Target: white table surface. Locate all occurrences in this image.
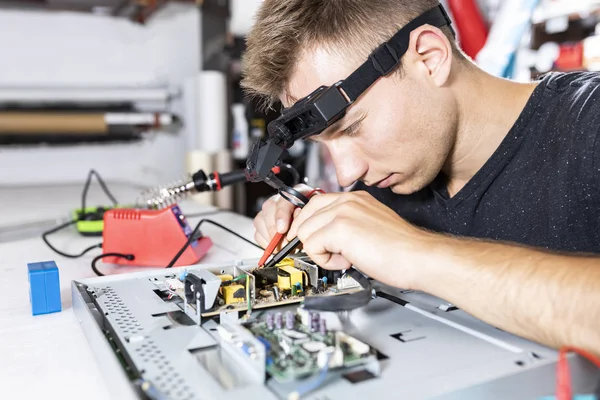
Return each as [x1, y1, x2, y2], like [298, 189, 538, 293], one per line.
[0, 183, 262, 399]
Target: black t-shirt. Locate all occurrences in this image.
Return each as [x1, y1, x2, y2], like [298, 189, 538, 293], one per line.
[355, 71, 600, 254]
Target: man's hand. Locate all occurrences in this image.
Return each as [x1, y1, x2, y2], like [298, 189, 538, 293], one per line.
[287, 191, 431, 289]
[253, 184, 312, 249]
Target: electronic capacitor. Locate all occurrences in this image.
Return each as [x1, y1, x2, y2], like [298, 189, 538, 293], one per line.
[310, 312, 320, 332]
[275, 312, 283, 330]
[266, 313, 274, 331]
[285, 311, 295, 330]
[319, 318, 327, 335]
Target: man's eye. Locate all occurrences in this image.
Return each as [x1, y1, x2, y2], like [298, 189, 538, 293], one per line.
[343, 122, 361, 136]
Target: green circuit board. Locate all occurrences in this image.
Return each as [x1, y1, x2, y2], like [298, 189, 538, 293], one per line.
[243, 310, 374, 382]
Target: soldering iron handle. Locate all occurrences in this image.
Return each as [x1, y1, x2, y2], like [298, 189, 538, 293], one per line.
[214, 170, 247, 189]
[211, 166, 288, 191]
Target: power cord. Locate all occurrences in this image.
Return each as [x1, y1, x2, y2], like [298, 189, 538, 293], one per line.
[42, 169, 118, 258]
[42, 219, 102, 258]
[91, 253, 135, 277]
[166, 219, 264, 268]
[80, 169, 119, 219]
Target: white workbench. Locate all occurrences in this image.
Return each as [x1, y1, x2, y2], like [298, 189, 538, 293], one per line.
[0, 184, 262, 399]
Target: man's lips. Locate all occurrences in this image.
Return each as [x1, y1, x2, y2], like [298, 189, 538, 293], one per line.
[369, 174, 393, 189]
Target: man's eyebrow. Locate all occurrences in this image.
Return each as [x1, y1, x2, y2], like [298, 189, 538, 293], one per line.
[322, 118, 346, 136]
[305, 116, 351, 142]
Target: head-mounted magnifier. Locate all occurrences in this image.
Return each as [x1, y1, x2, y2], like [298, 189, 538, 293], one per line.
[246, 4, 454, 190]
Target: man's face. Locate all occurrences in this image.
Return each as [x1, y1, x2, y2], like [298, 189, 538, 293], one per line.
[282, 46, 458, 195]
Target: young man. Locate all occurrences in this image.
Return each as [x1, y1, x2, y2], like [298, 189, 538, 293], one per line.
[241, 0, 600, 355]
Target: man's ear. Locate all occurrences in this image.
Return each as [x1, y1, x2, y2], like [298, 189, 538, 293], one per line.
[407, 25, 452, 87]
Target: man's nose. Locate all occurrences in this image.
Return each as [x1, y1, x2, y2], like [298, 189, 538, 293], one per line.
[326, 140, 366, 188]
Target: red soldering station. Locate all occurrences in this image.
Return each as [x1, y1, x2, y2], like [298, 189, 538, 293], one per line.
[97, 166, 288, 268]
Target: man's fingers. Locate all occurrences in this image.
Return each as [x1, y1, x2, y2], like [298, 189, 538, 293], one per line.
[254, 231, 269, 248]
[295, 207, 338, 246]
[273, 183, 315, 234]
[253, 212, 270, 248]
[274, 200, 297, 234]
[253, 210, 267, 236]
[302, 224, 351, 270]
[261, 197, 281, 238]
[287, 193, 342, 240]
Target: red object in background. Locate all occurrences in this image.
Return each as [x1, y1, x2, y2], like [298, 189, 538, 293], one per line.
[555, 41, 584, 71]
[102, 205, 212, 267]
[448, 0, 489, 59]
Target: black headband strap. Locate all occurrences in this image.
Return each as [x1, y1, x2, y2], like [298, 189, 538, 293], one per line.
[340, 4, 454, 102]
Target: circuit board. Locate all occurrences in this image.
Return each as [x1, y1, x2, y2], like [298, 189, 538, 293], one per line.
[165, 256, 364, 317]
[242, 309, 376, 382]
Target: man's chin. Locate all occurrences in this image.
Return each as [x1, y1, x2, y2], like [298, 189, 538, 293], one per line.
[389, 181, 423, 195]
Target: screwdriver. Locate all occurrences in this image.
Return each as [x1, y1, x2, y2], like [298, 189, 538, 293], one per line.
[257, 188, 325, 268]
[257, 232, 284, 266]
[263, 237, 302, 269]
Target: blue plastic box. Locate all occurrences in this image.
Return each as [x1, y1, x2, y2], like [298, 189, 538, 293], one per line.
[27, 261, 62, 316]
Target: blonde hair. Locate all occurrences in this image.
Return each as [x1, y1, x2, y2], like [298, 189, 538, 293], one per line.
[241, 0, 465, 110]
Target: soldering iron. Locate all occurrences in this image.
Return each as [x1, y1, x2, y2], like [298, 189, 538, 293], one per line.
[145, 164, 299, 209]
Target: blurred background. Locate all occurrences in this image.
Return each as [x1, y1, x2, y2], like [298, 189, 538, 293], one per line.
[0, 0, 598, 218]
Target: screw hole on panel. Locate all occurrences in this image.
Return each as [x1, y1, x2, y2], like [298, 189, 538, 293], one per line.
[530, 352, 542, 359]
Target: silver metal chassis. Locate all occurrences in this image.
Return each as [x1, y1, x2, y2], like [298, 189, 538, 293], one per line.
[72, 258, 598, 400]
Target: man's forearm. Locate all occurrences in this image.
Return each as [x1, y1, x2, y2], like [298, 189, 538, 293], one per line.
[412, 235, 600, 354]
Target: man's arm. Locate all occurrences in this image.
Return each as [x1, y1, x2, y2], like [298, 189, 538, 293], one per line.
[416, 235, 600, 355]
[287, 191, 600, 355]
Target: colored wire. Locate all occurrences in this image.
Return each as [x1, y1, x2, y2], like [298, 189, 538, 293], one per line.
[166, 219, 263, 269]
[91, 253, 134, 277]
[42, 219, 102, 258]
[557, 346, 600, 400]
[163, 280, 178, 299]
